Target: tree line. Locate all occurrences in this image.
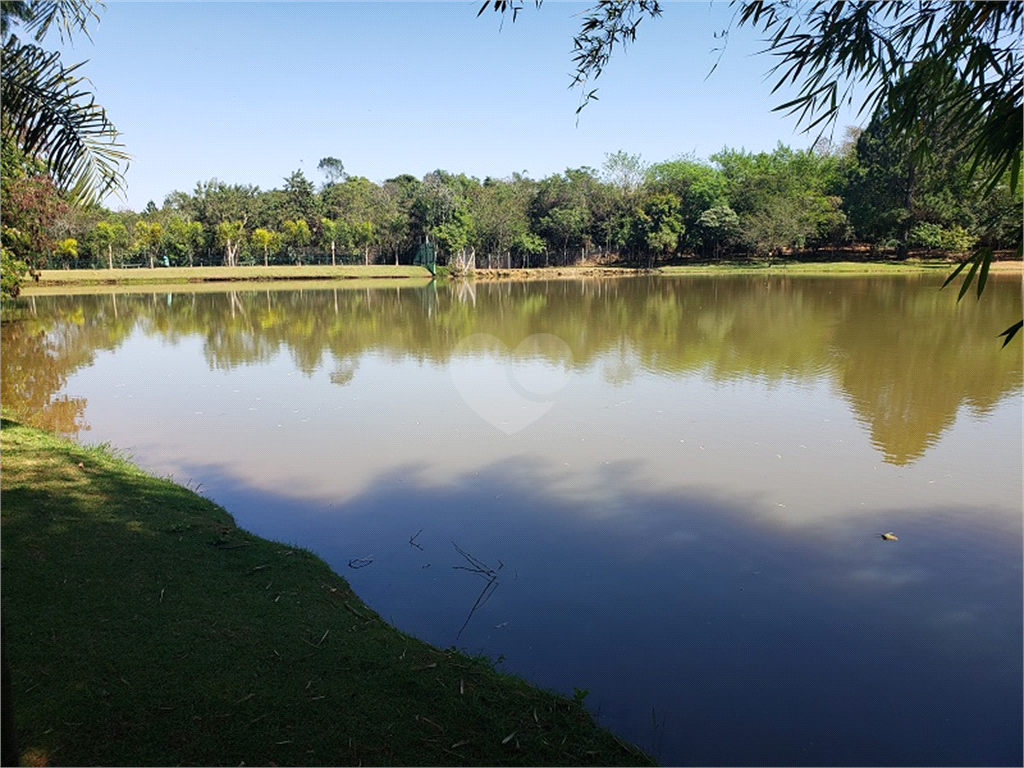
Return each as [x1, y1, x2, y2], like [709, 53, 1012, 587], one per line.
[2, 1, 1020, 301]
[5, 118, 1021, 282]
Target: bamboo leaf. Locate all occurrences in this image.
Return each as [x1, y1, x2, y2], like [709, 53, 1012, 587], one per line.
[998, 320, 1023, 348]
[940, 258, 971, 291]
[956, 257, 981, 302]
[975, 248, 993, 298]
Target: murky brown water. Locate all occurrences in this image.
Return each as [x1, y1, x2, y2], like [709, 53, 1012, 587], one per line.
[3, 274, 1021, 766]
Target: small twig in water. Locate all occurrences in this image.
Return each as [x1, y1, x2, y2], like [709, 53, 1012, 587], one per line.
[455, 575, 499, 641]
[450, 541, 504, 641]
[452, 541, 495, 576]
[409, 528, 424, 550]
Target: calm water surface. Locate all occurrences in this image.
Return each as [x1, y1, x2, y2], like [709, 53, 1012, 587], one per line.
[3, 275, 1021, 766]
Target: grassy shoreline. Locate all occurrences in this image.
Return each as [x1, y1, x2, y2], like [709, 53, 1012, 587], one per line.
[22, 259, 1022, 293]
[27, 264, 433, 288]
[0, 419, 652, 766]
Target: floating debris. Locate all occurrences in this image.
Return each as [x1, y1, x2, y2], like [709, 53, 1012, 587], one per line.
[880, 532, 898, 541]
[409, 528, 424, 550]
[348, 555, 374, 569]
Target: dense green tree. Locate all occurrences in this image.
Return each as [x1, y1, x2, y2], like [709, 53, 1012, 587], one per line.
[322, 175, 377, 223]
[646, 156, 727, 249]
[317, 156, 346, 186]
[433, 206, 477, 273]
[713, 144, 848, 254]
[845, 105, 1022, 257]
[320, 217, 341, 266]
[133, 220, 163, 269]
[631, 192, 683, 267]
[602, 150, 647, 201]
[178, 180, 261, 256]
[163, 215, 204, 267]
[88, 219, 129, 269]
[0, 246, 27, 298]
[908, 222, 977, 257]
[532, 168, 597, 264]
[540, 205, 589, 265]
[52, 236, 78, 268]
[281, 169, 319, 225]
[411, 170, 470, 236]
[513, 230, 545, 269]
[695, 205, 741, 259]
[282, 218, 311, 265]
[348, 220, 375, 266]
[740, 196, 813, 261]
[471, 177, 533, 268]
[215, 220, 245, 267]
[373, 185, 411, 266]
[251, 227, 280, 268]
[1, 155, 68, 281]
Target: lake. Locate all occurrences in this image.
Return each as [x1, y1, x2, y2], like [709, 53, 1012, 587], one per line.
[3, 274, 1021, 766]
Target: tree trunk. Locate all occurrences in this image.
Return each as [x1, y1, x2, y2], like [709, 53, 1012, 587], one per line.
[898, 162, 916, 259]
[331, 242, 336, 267]
[107, 243, 113, 270]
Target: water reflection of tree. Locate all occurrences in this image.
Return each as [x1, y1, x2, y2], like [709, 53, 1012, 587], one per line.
[3, 276, 1020, 462]
[830, 278, 1023, 464]
[0, 301, 134, 434]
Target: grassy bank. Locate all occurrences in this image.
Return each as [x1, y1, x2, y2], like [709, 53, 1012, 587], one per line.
[0, 419, 652, 767]
[20, 277, 434, 297]
[26, 264, 432, 288]
[658, 258, 1023, 276]
[453, 259, 1022, 281]
[22, 260, 1021, 293]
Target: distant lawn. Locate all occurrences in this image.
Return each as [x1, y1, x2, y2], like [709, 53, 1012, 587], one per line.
[656, 258, 1024, 276]
[23, 260, 1020, 293]
[0, 419, 651, 767]
[28, 264, 432, 287]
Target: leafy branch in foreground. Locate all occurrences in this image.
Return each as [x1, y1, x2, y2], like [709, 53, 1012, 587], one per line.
[479, 0, 1022, 344]
[1, 41, 128, 203]
[735, 1, 1021, 199]
[479, 0, 663, 113]
[1, 0, 128, 204]
[734, 1, 1022, 345]
[942, 247, 1023, 347]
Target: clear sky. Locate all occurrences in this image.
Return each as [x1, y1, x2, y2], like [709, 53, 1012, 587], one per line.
[55, 1, 865, 211]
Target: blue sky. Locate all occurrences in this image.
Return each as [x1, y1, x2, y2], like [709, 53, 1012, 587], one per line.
[56, 1, 865, 211]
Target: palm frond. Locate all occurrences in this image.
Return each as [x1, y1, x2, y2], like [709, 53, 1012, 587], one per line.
[2, 0, 100, 43]
[1, 38, 128, 204]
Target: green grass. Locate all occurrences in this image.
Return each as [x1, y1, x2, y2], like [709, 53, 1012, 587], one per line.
[26, 260, 1020, 292]
[656, 258, 1023, 276]
[28, 264, 432, 287]
[0, 419, 652, 767]
[656, 259, 950, 275]
[21, 277, 435, 297]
